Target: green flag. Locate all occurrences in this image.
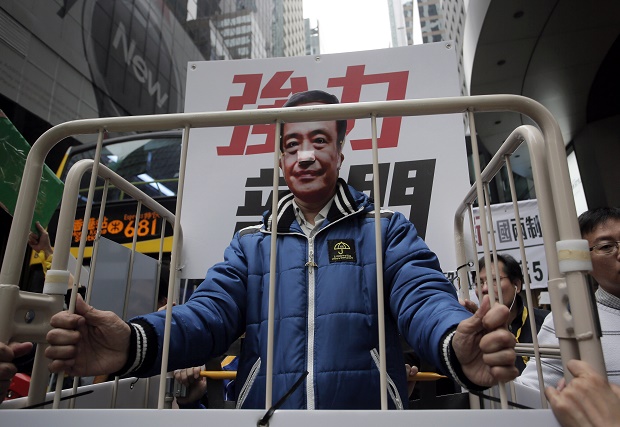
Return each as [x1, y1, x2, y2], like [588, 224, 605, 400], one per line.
[0, 110, 64, 232]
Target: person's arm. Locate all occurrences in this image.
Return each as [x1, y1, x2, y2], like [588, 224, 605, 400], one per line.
[545, 359, 620, 427]
[122, 236, 249, 378]
[45, 295, 130, 376]
[0, 341, 33, 403]
[47, 236, 248, 379]
[384, 214, 516, 388]
[385, 214, 471, 371]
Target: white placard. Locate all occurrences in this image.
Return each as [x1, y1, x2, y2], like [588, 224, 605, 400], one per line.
[471, 200, 548, 289]
[181, 43, 469, 279]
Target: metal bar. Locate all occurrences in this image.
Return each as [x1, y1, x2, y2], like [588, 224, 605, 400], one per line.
[466, 111, 508, 409]
[123, 201, 143, 320]
[85, 178, 111, 305]
[0, 94, 564, 288]
[68, 178, 111, 409]
[370, 114, 388, 410]
[51, 129, 106, 409]
[265, 119, 282, 409]
[483, 183, 504, 304]
[504, 156, 547, 408]
[157, 125, 191, 409]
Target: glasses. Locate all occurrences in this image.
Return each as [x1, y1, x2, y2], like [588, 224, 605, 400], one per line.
[589, 241, 620, 256]
[479, 276, 508, 287]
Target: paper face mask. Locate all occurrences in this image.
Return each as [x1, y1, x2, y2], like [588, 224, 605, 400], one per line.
[297, 150, 315, 164]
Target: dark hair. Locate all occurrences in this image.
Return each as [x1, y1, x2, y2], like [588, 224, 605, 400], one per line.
[279, 90, 347, 151]
[578, 207, 620, 236]
[477, 253, 523, 286]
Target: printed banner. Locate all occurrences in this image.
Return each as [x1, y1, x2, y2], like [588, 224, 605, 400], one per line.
[181, 43, 469, 279]
[471, 200, 547, 290]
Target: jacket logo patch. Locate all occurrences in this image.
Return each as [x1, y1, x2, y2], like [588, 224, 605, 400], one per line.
[328, 239, 357, 263]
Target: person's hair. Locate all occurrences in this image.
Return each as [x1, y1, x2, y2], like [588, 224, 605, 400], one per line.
[279, 90, 347, 152]
[578, 207, 620, 237]
[477, 253, 523, 286]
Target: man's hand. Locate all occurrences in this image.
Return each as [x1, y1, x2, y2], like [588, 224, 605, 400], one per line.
[459, 298, 479, 315]
[405, 363, 418, 398]
[28, 221, 53, 257]
[452, 295, 518, 387]
[0, 341, 33, 402]
[545, 359, 620, 427]
[45, 295, 131, 377]
[174, 366, 207, 406]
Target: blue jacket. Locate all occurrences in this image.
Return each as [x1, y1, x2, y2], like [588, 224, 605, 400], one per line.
[131, 179, 472, 409]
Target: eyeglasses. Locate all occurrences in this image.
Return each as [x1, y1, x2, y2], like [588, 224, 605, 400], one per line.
[479, 276, 508, 286]
[589, 241, 620, 256]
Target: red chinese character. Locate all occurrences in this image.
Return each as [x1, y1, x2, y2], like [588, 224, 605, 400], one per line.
[328, 65, 408, 150]
[218, 72, 308, 156]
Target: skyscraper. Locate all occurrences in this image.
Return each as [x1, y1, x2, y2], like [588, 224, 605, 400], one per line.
[273, 0, 306, 57]
[388, 0, 408, 47]
[305, 18, 321, 55]
[417, 0, 444, 43]
[400, 0, 466, 95]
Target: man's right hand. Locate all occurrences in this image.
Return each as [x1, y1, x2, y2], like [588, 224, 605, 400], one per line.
[545, 359, 620, 427]
[45, 295, 131, 377]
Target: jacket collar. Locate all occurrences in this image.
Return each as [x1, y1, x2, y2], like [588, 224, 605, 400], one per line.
[264, 178, 368, 232]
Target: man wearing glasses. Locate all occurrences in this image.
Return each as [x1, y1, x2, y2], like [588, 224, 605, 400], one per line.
[474, 254, 549, 373]
[517, 206, 620, 389]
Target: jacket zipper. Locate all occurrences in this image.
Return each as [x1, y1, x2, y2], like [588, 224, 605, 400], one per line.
[305, 235, 316, 409]
[258, 204, 366, 409]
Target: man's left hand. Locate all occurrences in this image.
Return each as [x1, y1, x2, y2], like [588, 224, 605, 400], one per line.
[452, 295, 518, 387]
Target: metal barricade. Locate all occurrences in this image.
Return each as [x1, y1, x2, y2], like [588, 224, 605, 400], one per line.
[0, 95, 601, 426]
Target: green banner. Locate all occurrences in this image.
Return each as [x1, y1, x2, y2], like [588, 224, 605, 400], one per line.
[0, 110, 64, 232]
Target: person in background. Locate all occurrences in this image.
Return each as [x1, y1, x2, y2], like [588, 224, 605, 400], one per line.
[518, 207, 620, 389]
[28, 221, 54, 274]
[468, 253, 549, 373]
[28, 221, 85, 306]
[44, 90, 517, 410]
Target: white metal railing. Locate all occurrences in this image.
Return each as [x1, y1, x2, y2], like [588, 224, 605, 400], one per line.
[0, 95, 603, 425]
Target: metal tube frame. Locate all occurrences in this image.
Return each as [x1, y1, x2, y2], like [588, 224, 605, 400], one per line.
[0, 94, 605, 412]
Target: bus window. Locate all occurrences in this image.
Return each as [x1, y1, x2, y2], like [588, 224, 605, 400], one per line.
[60, 132, 182, 203]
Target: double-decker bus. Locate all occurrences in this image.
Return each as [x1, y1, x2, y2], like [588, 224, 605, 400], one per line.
[25, 131, 182, 293]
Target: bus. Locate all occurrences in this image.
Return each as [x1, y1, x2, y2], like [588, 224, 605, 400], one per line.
[25, 131, 182, 293]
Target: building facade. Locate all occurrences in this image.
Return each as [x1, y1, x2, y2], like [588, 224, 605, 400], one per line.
[0, 0, 305, 265]
[304, 18, 320, 56]
[273, 0, 305, 58]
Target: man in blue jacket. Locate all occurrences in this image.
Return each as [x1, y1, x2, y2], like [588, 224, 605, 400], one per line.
[45, 90, 518, 409]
